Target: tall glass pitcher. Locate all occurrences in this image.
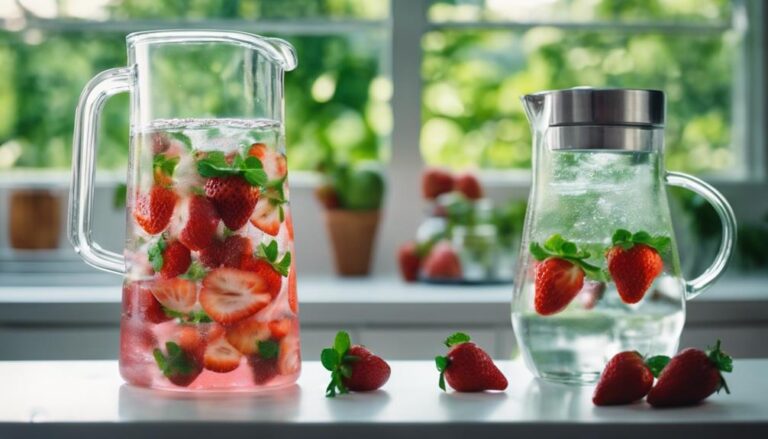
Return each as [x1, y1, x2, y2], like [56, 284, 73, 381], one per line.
[69, 31, 300, 391]
[512, 88, 736, 384]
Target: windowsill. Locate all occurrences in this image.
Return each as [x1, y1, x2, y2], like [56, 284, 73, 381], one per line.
[1, 274, 766, 326]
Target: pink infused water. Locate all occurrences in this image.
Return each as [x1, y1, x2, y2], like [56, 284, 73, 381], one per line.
[120, 118, 300, 391]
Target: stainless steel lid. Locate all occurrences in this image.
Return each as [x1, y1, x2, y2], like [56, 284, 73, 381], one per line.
[522, 87, 665, 151]
[527, 87, 665, 127]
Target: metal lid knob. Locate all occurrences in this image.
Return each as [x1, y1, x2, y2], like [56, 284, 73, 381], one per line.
[524, 87, 665, 128]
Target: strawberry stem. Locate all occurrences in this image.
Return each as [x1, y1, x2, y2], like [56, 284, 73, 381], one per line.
[610, 229, 671, 254]
[707, 339, 733, 394]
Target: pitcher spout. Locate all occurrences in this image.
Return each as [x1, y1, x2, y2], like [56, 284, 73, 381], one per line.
[521, 93, 547, 128]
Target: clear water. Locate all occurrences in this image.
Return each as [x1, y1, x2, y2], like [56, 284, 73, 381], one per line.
[121, 118, 300, 391]
[512, 150, 686, 384]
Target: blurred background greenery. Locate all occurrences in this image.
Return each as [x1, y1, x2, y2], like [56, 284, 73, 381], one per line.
[0, 0, 741, 177]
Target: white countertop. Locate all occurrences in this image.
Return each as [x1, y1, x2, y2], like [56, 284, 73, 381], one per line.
[0, 360, 766, 438]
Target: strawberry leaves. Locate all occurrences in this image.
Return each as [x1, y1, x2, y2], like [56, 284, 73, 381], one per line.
[435, 332, 470, 391]
[706, 339, 733, 394]
[321, 331, 359, 398]
[257, 240, 292, 277]
[197, 151, 267, 187]
[612, 229, 671, 253]
[530, 234, 606, 281]
[153, 341, 197, 377]
[646, 355, 671, 378]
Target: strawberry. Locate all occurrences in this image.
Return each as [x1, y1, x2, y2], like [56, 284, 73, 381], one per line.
[435, 332, 507, 392]
[453, 173, 483, 200]
[204, 176, 259, 230]
[178, 195, 219, 251]
[203, 325, 243, 373]
[240, 259, 284, 299]
[241, 239, 291, 298]
[647, 340, 733, 408]
[133, 185, 178, 235]
[248, 142, 287, 180]
[268, 319, 293, 339]
[322, 331, 390, 397]
[278, 334, 301, 376]
[250, 195, 282, 236]
[421, 241, 461, 280]
[199, 240, 224, 268]
[146, 278, 197, 314]
[606, 229, 669, 304]
[398, 242, 421, 282]
[225, 319, 273, 355]
[287, 267, 298, 313]
[315, 184, 340, 209]
[199, 268, 271, 324]
[153, 340, 203, 386]
[592, 351, 654, 406]
[148, 239, 191, 279]
[220, 235, 253, 269]
[122, 281, 170, 324]
[151, 132, 171, 155]
[529, 234, 603, 316]
[249, 355, 279, 384]
[422, 167, 454, 200]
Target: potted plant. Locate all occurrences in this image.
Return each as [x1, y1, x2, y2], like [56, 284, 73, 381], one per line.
[315, 161, 385, 276]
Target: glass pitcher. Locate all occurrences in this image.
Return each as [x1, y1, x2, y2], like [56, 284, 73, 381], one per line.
[69, 30, 300, 391]
[512, 88, 736, 384]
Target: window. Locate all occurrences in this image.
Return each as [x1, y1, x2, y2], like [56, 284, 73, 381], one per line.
[0, 0, 391, 172]
[421, 0, 761, 178]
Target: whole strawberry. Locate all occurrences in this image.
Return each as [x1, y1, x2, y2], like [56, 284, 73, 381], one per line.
[133, 185, 178, 235]
[453, 173, 483, 200]
[321, 331, 390, 397]
[205, 176, 259, 230]
[148, 238, 191, 279]
[178, 195, 219, 251]
[421, 241, 461, 280]
[530, 234, 603, 316]
[606, 229, 670, 304]
[422, 167, 454, 200]
[397, 241, 421, 282]
[435, 332, 507, 392]
[647, 340, 733, 408]
[593, 351, 655, 406]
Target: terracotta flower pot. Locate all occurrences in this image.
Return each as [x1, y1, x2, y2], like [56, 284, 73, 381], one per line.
[324, 209, 380, 276]
[8, 189, 61, 250]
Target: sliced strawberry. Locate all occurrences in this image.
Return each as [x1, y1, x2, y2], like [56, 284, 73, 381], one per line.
[250, 196, 281, 236]
[240, 256, 282, 298]
[199, 268, 270, 324]
[122, 281, 171, 324]
[204, 329, 243, 373]
[204, 176, 259, 230]
[220, 235, 253, 269]
[248, 142, 287, 181]
[178, 195, 220, 251]
[225, 319, 273, 355]
[133, 185, 178, 235]
[278, 334, 301, 376]
[147, 278, 197, 314]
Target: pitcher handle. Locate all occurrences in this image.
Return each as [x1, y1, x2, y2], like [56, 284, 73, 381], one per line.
[665, 171, 737, 300]
[68, 67, 134, 275]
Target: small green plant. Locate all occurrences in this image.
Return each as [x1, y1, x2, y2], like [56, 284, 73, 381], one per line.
[315, 161, 385, 211]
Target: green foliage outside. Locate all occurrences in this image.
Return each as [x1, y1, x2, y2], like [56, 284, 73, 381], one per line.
[422, 0, 737, 175]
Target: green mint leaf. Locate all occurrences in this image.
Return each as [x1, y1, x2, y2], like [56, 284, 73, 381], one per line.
[264, 240, 279, 262]
[279, 205, 285, 222]
[321, 348, 340, 371]
[334, 331, 351, 356]
[561, 241, 577, 256]
[632, 231, 653, 244]
[646, 355, 671, 378]
[162, 307, 186, 320]
[435, 355, 449, 372]
[148, 239, 166, 272]
[258, 340, 280, 360]
[529, 242, 550, 261]
[244, 156, 263, 169]
[153, 348, 168, 373]
[243, 168, 267, 187]
[612, 229, 632, 245]
[188, 310, 212, 323]
[274, 252, 292, 277]
[168, 132, 192, 149]
[181, 261, 207, 281]
[444, 332, 470, 347]
[232, 154, 246, 170]
[650, 236, 672, 254]
[544, 234, 566, 253]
